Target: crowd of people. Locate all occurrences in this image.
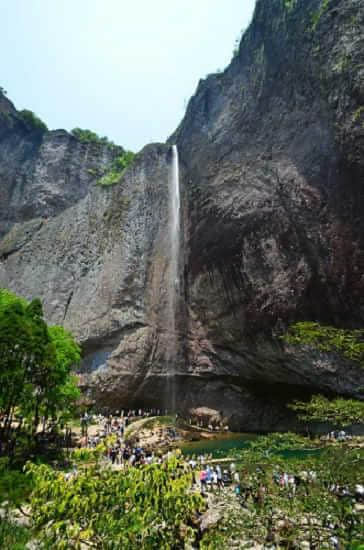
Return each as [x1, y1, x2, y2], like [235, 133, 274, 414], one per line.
[75, 411, 364, 508]
[322, 430, 353, 442]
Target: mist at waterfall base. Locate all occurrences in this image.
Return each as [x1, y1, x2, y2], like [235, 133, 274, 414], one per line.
[164, 145, 181, 412]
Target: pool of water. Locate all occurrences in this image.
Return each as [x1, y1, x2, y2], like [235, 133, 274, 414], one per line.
[181, 433, 258, 458]
[181, 433, 322, 460]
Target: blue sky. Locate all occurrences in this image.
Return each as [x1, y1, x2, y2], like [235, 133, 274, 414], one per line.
[1, 1, 256, 151]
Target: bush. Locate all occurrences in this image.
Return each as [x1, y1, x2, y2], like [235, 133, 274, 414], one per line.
[71, 127, 115, 147]
[0, 519, 30, 550]
[97, 150, 135, 187]
[19, 109, 48, 132]
[289, 395, 364, 427]
[26, 454, 205, 549]
[282, 322, 364, 367]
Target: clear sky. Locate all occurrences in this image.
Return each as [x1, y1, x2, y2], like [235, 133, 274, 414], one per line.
[1, 0, 256, 151]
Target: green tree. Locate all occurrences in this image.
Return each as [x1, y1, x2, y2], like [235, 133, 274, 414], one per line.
[289, 395, 364, 427]
[0, 289, 80, 453]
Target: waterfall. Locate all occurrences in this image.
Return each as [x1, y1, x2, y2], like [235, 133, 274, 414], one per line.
[165, 144, 180, 411]
[170, 145, 180, 293]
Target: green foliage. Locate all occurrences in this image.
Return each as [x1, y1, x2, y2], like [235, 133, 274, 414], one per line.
[284, 0, 297, 11]
[200, 445, 363, 549]
[282, 321, 364, 366]
[248, 432, 313, 454]
[311, 0, 331, 31]
[0, 458, 33, 507]
[0, 289, 81, 453]
[71, 127, 115, 147]
[19, 109, 48, 132]
[26, 454, 205, 549]
[97, 150, 135, 187]
[289, 395, 364, 427]
[353, 106, 364, 122]
[0, 519, 30, 550]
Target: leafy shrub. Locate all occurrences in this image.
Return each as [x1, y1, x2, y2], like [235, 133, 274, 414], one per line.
[0, 458, 33, 507]
[26, 454, 205, 549]
[289, 395, 364, 427]
[97, 150, 135, 187]
[19, 109, 48, 132]
[0, 519, 30, 550]
[282, 322, 364, 366]
[200, 445, 363, 549]
[71, 127, 115, 147]
[311, 0, 331, 31]
[284, 0, 297, 11]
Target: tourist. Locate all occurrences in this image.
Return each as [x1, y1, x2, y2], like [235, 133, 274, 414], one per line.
[288, 474, 296, 496]
[355, 483, 364, 503]
[212, 469, 218, 488]
[222, 470, 231, 485]
[200, 468, 207, 489]
[216, 465, 223, 489]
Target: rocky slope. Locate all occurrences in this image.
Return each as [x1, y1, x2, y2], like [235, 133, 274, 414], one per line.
[0, 0, 363, 430]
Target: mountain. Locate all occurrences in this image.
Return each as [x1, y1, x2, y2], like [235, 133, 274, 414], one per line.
[0, 0, 363, 430]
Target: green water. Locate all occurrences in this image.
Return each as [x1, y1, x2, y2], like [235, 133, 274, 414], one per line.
[181, 433, 321, 460]
[181, 433, 257, 458]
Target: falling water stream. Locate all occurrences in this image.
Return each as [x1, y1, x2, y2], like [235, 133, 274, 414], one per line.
[165, 145, 180, 411]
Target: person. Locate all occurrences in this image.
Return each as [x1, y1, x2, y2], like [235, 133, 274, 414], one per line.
[200, 469, 207, 490]
[255, 484, 266, 507]
[206, 466, 212, 489]
[355, 483, 364, 503]
[338, 430, 346, 441]
[212, 469, 218, 488]
[288, 474, 296, 496]
[110, 447, 117, 464]
[216, 465, 223, 489]
[222, 470, 231, 485]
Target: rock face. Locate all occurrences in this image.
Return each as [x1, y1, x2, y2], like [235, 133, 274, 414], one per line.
[0, 0, 363, 430]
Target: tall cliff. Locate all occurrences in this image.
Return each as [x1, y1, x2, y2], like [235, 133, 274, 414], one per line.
[0, 0, 363, 430]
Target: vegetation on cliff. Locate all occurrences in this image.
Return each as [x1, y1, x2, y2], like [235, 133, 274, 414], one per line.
[283, 322, 364, 367]
[283, 321, 364, 427]
[97, 150, 135, 186]
[289, 395, 364, 427]
[19, 109, 48, 132]
[71, 127, 116, 147]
